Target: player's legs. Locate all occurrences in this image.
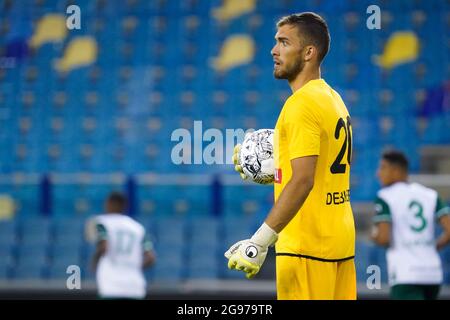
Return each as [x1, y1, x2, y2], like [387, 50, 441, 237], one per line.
[390, 284, 425, 300]
[334, 258, 357, 300]
[276, 256, 337, 300]
[423, 285, 440, 300]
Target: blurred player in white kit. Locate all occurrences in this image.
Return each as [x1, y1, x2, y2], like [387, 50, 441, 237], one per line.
[90, 192, 156, 299]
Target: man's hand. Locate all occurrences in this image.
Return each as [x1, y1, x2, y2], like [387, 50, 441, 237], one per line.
[224, 223, 278, 279]
[232, 144, 247, 180]
[225, 239, 268, 279]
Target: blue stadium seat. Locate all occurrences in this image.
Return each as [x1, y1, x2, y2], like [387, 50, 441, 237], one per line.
[19, 217, 51, 236]
[370, 245, 388, 283]
[0, 221, 16, 244]
[444, 268, 450, 285]
[81, 261, 96, 281]
[189, 216, 219, 241]
[152, 253, 184, 281]
[188, 264, 219, 279]
[221, 216, 255, 252]
[81, 243, 96, 264]
[0, 242, 15, 261]
[422, 115, 450, 144]
[355, 241, 373, 282]
[134, 214, 156, 234]
[21, 231, 51, 245]
[53, 216, 86, 234]
[54, 233, 84, 247]
[0, 220, 16, 235]
[16, 243, 48, 264]
[14, 262, 45, 279]
[0, 263, 9, 279]
[51, 243, 82, 261]
[53, 217, 85, 242]
[52, 253, 82, 269]
[48, 262, 75, 280]
[154, 217, 187, 245]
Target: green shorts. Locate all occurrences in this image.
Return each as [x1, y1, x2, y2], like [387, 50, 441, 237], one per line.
[390, 284, 440, 300]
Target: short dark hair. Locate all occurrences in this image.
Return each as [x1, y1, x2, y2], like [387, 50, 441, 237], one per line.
[107, 191, 127, 212]
[277, 12, 330, 64]
[382, 149, 409, 171]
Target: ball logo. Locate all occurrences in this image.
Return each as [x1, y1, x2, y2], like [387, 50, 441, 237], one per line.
[245, 245, 258, 258]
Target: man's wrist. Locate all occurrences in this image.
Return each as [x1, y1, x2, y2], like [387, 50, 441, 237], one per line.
[250, 223, 278, 247]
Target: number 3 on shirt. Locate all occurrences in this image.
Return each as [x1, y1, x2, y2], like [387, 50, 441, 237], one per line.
[331, 116, 352, 174]
[409, 200, 427, 232]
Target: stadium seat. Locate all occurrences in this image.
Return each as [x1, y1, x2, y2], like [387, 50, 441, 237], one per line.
[19, 217, 51, 236]
[53, 216, 85, 234]
[81, 262, 96, 281]
[152, 253, 184, 282]
[0, 221, 16, 244]
[0, 242, 15, 259]
[370, 245, 388, 283]
[51, 243, 82, 262]
[154, 217, 187, 245]
[21, 232, 51, 246]
[355, 241, 373, 282]
[47, 262, 75, 280]
[189, 217, 219, 242]
[0, 263, 9, 280]
[16, 244, 48, 266]
[52, 253, 82, 269]
[13, 262, 45, 280]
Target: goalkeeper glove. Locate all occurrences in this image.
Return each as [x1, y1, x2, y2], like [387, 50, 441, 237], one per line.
[232, 144, 247, 180]
[224, 223, 278, 279]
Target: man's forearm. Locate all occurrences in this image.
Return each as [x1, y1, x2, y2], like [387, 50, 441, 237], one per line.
[436, 233, 450, 250]
[142, 252, 156, 269]
[91, 251, 102, 271]
[265, 178, 313, 233]
[91, 241, 107, 271]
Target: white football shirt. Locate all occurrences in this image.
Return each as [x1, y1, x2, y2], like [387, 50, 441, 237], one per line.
[374, 182, 449, 286]
[95, 213, 151, 298]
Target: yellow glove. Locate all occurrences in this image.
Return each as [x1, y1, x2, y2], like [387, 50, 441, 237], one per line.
[232, 144, 247, 180]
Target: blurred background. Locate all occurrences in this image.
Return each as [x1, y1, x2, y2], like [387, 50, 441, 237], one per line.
[0, 0, 449, 299]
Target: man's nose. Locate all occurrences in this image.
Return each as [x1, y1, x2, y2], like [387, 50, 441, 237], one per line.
[271, 44, 279, 56]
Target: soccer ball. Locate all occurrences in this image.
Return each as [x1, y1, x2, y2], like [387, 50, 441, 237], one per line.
[239, 129, 275, 184]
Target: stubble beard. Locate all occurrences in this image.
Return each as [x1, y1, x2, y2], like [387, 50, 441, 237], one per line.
[273, 55, 305, 82]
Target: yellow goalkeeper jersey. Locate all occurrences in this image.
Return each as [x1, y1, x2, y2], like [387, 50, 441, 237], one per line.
[274, 79, 355, 260]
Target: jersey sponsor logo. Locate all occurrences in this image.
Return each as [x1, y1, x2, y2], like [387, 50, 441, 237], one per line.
[326, 189, 350, 205]
[274, 168, 282, 184]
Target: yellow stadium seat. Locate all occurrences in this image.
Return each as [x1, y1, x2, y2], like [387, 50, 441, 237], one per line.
[211, 34, 254, 72]
[54, 36, 98, 72]
[29, 14, 67, 49]
[212, 0, 256, 22]
[373, 31, 419, 69]
[0, 194, 15, 220]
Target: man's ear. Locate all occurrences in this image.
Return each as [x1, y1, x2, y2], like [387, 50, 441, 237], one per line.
[304, 46, 315, 61]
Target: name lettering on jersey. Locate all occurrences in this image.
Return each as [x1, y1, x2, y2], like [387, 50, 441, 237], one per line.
[274, 168, 282, 184]
[401, 239, 434, 247]
[326, 189, 350, 205]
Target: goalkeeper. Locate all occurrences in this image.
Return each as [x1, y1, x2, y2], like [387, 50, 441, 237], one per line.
[225, 13, 356, 300]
